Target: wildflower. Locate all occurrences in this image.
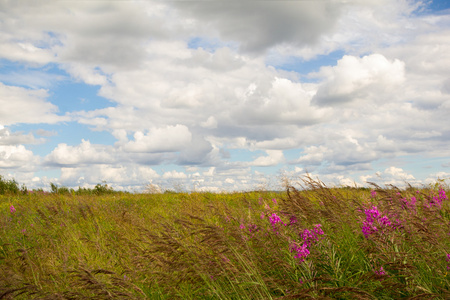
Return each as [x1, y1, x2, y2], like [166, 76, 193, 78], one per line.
[290, 243, 310, 262]
[289, 215, 297, 224]
[361, 206, 392, 238]
[21, 229, 26, 234]
[9, 205, 16, 213]
[370, 190, 377, 198]
[374, 266, 386, 276]
[409, 196, 417, 208]
[300, 224, 324, 246]
[248, 224, 259, 234]
[445, 253, 450, 271]
[365, 206, 381, 223]
[260, 213, 265, 219]
[427, 188, 447, 208]
[314, 224, 324, 235]
[440, 188, 448, 202]
[239, 224, 245, 230]
[272, 198, 277, 204]
[269, 213, 282, 225]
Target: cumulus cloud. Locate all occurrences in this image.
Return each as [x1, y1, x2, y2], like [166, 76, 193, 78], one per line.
[123, 125, 192, 153]
[251, 150, 284, 167]
[0, 126, 43, 145]
[312, 54, 405, 106]
[361, 167, 419, 187]
[58, 164, 160, 190]
[45, 140, 114, 166]
[0, 145, 35, 169]
[162, 170, 188, 179]
[0, 83, 66, 125]
[234, 77, 328, 126]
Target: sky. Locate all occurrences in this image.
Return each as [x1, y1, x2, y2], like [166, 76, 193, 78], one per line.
[1, 0, 450, 192]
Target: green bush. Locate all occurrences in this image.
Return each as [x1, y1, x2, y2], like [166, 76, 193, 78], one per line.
[0, 175, 21, 194]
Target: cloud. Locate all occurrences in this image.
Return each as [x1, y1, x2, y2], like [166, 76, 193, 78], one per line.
[45, 140, 114, 166]
[200, 116, 218, 129]
[312, 54, 405, 106]
[296, 146, 327, 166]
[0, 145, 35, 169]
[123, 125, 192, 153]
[173, 0, 343, 53]
[362, 167, 419, 187]
[251, 150, 284, 167]
[0, 83, 66, 125]
[233, 77, 328, 126]
[162, 170, 188, 179]
[58, 164, 160, 189]
[0, 1, 171, 69]
[0, 126, 43, 145]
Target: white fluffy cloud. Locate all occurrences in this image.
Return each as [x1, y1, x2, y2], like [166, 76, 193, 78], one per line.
[46, 140, 114, 166]
[251, 150, 285, 167]
[123, 125, 192, 153]
[0, 83, 66, 125]
[312, 54, 405, 106]
[0, 145, 35, 169]
[0, 126, 42, 145]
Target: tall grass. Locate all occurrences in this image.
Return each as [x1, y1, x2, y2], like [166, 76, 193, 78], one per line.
[0, 178, 449, 299]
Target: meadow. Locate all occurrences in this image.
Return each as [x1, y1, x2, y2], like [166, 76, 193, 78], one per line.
[1, 175, 450, 299]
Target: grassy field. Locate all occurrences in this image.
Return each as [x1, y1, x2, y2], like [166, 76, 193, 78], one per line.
[1, 177, 450, 299]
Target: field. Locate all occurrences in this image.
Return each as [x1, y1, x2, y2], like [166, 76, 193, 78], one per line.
[1, 177, 450, 299]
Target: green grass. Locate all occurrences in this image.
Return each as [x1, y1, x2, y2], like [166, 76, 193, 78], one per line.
[1, 179, 450, 299]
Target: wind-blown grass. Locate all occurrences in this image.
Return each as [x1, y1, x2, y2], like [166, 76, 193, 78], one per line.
[0, 178, 449, 299]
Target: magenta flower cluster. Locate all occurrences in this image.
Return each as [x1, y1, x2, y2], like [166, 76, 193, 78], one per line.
[290, 243, 310, 262]
[400, 196, 417, 211]
[374, 266, 386, 276]
[429, 188, 448, 208]
[269, 213, 284, 225]
[290, 224, 324, 263]
[300, 224, 324, 247]
[9, 205, 16, 214]
[269, 213, 286, 234]
[361, 206, 392, 238]
[446, 253, 450, 271]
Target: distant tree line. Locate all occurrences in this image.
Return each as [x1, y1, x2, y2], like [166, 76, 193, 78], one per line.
[0, 175, 123, 195]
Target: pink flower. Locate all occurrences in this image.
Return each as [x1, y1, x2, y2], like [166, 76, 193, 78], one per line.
[374, 266, 386, 276]
[300, 224, 324, 246]
[269, 213, 282, 225]
[9, 205, 16, 213]
[370, 190, 377, 198]
[362, 206, 392, 238]
[290, 243, 310, 262]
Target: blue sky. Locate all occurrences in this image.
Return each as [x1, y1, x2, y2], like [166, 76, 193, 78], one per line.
[1, 0, 450, 192]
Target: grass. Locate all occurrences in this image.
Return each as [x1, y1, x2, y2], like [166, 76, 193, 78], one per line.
[0, 177, 450, 299]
